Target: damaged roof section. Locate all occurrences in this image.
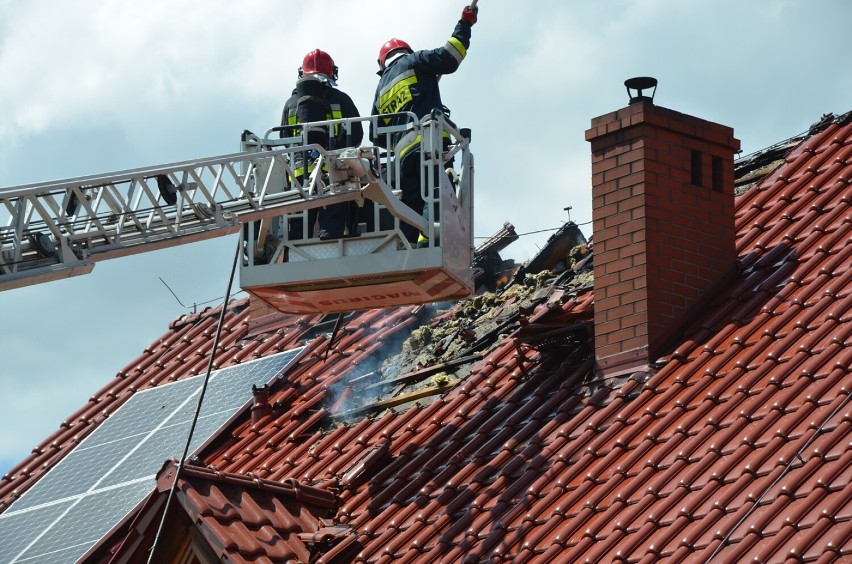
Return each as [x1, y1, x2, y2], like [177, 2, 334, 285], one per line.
[323, 223, 594, 422]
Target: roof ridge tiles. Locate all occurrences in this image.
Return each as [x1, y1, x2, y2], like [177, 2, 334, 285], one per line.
[156, 459, 338, 509]
[170, 297, 249, 331]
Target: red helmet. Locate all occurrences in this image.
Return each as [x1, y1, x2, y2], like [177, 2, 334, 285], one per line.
[299, 49, 338, 80]
[378, 38, 412, 70]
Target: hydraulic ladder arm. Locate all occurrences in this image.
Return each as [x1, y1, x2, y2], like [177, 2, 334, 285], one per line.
[0, 137, 381, 291]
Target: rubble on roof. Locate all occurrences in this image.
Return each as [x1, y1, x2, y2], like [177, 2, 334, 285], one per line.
[525, 220, 589, 275]
[472, 222, 520, 292]
[324, 221, 594, 421]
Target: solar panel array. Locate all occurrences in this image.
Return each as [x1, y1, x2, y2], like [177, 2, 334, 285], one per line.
[0, 347, 304, 563]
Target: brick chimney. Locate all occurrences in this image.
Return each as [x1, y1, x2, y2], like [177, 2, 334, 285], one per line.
[585, 79, 740, 376]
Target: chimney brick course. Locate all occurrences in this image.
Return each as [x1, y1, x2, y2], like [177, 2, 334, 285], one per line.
[587, 100, 740, 375]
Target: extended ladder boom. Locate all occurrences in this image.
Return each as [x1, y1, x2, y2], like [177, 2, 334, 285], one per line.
[0, 133, 378, 291]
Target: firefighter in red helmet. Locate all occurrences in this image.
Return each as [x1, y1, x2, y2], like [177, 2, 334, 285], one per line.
[298, 48, 337, 80]
[280, 49, 363, 240]
[370, 5, 478, 244]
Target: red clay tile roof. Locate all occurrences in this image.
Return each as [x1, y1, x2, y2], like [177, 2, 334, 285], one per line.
[84, 460, 342, 563]
[2, 111, 851, 562]
[165, 461, 339, 563]
[172, 463, 336, 545]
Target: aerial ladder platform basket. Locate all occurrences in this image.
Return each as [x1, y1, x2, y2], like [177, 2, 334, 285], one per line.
[241, 112, 474, 313]
[0, 113, 475, 314]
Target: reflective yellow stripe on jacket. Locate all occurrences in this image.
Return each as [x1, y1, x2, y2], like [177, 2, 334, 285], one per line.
[446, 36, 467, 63]
[378, 70, 418, 124]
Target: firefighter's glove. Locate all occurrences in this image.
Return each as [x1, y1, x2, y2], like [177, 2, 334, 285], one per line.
[461, 5, 478, 25]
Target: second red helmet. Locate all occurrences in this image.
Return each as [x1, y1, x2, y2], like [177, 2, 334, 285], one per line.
[377, 38, 413, 70]
[299, 49, 338, 80]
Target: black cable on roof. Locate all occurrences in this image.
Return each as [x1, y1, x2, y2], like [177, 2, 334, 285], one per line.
[146, 236, 241, 563]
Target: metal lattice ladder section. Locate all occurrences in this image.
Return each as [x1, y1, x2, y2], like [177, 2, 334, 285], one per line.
[0, 142, 371, 291]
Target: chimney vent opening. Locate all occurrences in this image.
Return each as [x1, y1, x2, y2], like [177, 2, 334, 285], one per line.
[691, 150, 703, 187]
[712, 156, 724, 192]
[624, 76, 657, 104]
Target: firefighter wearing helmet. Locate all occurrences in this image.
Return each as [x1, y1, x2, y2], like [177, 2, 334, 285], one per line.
[369, 5, 478, 244]
[281, 49, 363, 239]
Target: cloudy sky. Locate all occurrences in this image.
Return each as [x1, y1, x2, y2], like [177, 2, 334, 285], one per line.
[0, 0, 849, 473]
